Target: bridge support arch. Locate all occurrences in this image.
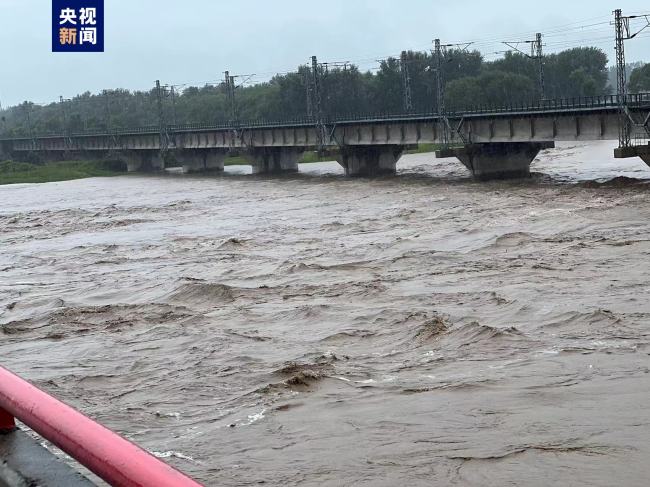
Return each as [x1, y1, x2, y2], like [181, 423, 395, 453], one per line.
[336, 145, 405, 177]
[245, 147, 302, 174]
[122, 150, 164, 172]
[437, 142, 555, 180]
[179, 149, 226, 173]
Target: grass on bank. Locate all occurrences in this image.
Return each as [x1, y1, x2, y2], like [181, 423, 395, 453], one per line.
[0, 160, 126, 185]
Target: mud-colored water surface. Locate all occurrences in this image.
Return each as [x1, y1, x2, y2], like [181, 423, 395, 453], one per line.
[2, 141, 650, 486]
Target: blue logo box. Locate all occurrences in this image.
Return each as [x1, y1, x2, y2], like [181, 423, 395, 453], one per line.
[52, 0, 104, 52]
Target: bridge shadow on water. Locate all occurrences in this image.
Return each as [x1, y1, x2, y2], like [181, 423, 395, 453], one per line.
[156, 161, 650, 194]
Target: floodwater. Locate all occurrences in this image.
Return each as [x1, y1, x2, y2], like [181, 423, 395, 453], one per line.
[2, 141, 650, 486]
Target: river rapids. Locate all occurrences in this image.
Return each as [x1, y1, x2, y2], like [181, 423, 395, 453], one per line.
[2, 140, 650, 486]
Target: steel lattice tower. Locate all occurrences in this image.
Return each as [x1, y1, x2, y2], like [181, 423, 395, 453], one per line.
[224, 71, 237, 122]
[155, 80, 167, 151]
[535, 33, 545, 101]
[434, 39, 450, 147]
[400, 51, 413, 113]
[614, 9, 630, 148]
[311, 56, 327, 149]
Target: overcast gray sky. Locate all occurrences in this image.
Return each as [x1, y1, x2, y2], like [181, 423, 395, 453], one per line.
[1, 0, 649, 107]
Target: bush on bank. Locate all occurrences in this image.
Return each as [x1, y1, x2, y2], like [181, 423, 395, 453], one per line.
[0, 159, 126, 185]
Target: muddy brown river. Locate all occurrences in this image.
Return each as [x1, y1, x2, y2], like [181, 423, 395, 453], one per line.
[2, 141, 650, 486]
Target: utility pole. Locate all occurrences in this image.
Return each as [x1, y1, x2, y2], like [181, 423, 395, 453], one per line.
[311, 55, 322, 118]
[59, 95, 71, 150]
[613, 9, 650, 148]
[433, 39, 473, 146]
[308, 56, 349, 124]
[222, 71, 256, 147]
[170, 86, 178, 126]
[534, 33, 545, 100]
[304, 69, 313, 118]
[503, 33, 545, 100]
[400, 51, 413, 113]
[311, 55, 326, 150]
[155, 80, 167, 152]
[434, 39, 449, 146]
[229, 73, 236, 121]
[434, 40, 444, 117]
[614, 8, 630, 148]
[23, 104, 35, 150]
[59, 96, 68, 134]
[222, 71, 255, 124]
[224, 71, 237, 122]
[102, 89, 111, 132]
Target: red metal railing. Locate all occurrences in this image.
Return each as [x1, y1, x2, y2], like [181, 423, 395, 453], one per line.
[0, 365, 203, 487]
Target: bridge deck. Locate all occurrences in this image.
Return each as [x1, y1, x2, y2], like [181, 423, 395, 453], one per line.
[1, 94, 648, 156]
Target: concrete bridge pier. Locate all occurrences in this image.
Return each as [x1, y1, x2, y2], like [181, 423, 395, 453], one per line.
[336, 145, 405, 176]
[180, 149, 226, 173]
[614, 144, 650, 168]
[122, 150, 164, 172]
[246, 147, 302, 174]
[0, 141, 11, 160]
[438, 142, 555, 180]
[642, 154, 650, 167]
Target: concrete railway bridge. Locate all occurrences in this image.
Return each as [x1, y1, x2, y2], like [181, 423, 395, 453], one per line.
[1, 94, 649, 180]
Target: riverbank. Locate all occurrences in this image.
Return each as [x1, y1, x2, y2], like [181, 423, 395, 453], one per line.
[0, 160, 126, 185]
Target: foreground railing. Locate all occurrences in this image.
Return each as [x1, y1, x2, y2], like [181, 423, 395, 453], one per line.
[0, 365, 202, 487]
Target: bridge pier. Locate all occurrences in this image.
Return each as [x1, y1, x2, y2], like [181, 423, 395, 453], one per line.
[614, 144, 650, 168]
[122, 150, 164, 172]
[180, 149, 226, 173]
[642, 154, 650, 167]
[0, 141, 11, 160]
[438, 142, 555, 180]
[245, 147, 302, 174]
[336, 145, 405, 177]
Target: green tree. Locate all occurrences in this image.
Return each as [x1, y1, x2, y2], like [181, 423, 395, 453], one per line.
[568, 68, 598, 97]
[445, 71, 536, 110]
[0, 45, 622, 137]
[630, 64, 650, 92]
[544, 47, 608, 98]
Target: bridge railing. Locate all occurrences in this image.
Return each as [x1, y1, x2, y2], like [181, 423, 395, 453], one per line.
[0, 365, 203, 487]
[2, 93, 649, 141]
[446, 94, 623, 116]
